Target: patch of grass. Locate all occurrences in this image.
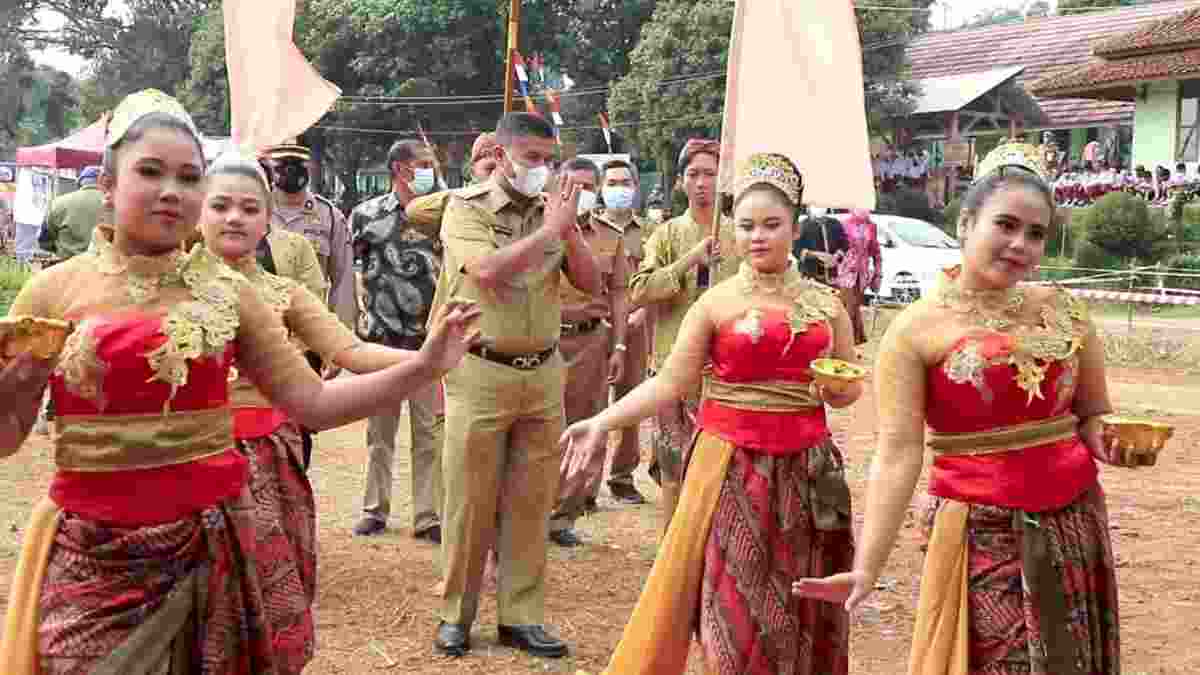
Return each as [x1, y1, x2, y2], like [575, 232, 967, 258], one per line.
[0, 256, 32, 315]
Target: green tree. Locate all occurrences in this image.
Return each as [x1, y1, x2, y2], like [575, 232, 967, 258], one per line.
[19, 0, 213, 124]
[609, 0, 934, 199]
[1083, 192, 1168, 263]
[181, 0, 658, 209]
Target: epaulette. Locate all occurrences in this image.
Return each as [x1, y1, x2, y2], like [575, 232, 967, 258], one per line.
[458, 183, 492, 200]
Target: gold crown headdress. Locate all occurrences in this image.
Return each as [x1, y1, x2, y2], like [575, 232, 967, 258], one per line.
[974, 142, 1051, 184]
[106, 89, 199, 149]
[209, 144, 272, 193]
[733, 153, 803, 205]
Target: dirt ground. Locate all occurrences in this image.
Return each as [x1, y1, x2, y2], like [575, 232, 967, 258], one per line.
[0, 368, 1197, 674]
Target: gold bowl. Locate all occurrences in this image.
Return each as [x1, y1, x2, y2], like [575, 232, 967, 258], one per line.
[810, 358, 868, 398]
[0, 316, 74, 366]
[1100, 415, 1174, 467]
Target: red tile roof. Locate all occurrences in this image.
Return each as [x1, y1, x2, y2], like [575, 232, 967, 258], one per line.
[1031, 47, 1200, 100]
[903, 0, 1197, 129]
[1094, 7, 1200, 58]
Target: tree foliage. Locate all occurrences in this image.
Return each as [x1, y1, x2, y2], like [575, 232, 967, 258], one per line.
[181, 0, 656, 209]
[1083, 192, 1167, 263]
[608, 0, 934, 198]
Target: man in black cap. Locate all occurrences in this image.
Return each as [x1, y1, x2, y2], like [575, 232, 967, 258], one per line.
[261, 139, 356, 328]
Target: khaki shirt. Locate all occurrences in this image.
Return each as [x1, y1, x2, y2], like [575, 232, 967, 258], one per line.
[431, 173, 565, 354]
[264, 226, 327, 304]
[629, 209, 734, 370]
[39, 186, 104, 259]
[271, 192, 356, 328]
[560, 213, 626, 312]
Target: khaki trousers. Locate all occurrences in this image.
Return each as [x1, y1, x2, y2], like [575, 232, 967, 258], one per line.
[440, 351, 565, 626]
[360, 381, 443, 534]
[549, 324, 610, 532]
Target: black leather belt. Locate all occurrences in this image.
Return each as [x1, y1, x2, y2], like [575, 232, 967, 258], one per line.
[469, 344, 558, 370]
[560, 318, 602, 337]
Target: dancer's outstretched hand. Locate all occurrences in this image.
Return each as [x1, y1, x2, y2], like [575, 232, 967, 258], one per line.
[792, 570, 875, 613]
[558, 419, 607, 493]
[418, 299, 483, 376]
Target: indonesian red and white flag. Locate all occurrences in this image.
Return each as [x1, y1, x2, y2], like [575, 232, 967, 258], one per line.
[512, 51, 531, 96]
[224, 0, 341, 152]
[718, 0, 875, 210]
[598, 112, 612, 151]
[545, 90, 564, 127]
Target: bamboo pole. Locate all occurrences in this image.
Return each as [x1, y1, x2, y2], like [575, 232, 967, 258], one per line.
[502, 0, 521, 114]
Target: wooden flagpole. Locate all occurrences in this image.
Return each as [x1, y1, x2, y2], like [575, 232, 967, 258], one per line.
[503, 0, 522, 113]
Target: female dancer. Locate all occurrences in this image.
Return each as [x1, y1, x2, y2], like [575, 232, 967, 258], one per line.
[832, 208, 880, 344]
[561, 153, 859, 675]
[0, 89, 480, 674]
[797, 142, 1120, 675]
[198, 151, 434, 672]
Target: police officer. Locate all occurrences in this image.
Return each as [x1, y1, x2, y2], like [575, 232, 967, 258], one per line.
[432, 113, 601, 659]
[261, 139, 356, 329]
[546, 157, 631, 547]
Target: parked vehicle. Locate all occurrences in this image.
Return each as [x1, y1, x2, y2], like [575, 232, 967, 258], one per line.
[838, 213, 961, 303]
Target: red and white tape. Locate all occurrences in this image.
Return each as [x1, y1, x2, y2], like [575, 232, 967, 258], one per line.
[1066, 288, 1200, 305]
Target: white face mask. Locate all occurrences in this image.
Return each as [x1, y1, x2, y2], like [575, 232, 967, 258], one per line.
[602, 186, 636, 210]
[508, 154, 550, 197]
[576, 189, 597, 215]
[409, 167, 436, 195]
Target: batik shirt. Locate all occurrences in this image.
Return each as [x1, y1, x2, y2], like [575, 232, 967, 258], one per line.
[350, 191, 441, 349]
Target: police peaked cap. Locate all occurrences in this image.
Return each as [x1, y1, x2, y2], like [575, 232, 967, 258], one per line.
[263, 138, 312, 161]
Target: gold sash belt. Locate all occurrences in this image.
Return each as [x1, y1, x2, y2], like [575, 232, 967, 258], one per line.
[703, 377, 822, 412]
[927, 414, 1079, 456]
[54, 408, 234, 472]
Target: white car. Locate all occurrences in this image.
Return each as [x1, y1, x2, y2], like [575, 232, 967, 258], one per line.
[837, 214, 962, 303]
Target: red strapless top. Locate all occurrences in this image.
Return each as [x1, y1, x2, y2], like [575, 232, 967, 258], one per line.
[699, 308, 830, 454]
[51, 313, 248, 525]
[926, 333, 1096, 511]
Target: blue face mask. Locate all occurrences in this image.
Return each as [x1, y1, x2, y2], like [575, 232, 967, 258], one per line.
[603, 186, 636, 210]
[409, 168, 436, 195]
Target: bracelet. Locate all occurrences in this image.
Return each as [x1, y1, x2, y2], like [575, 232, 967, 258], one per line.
[613, 343, 628, 352]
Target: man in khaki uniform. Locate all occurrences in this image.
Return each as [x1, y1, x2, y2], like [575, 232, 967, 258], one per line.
[546, 158, 629, 547]
[257, 225, 327, 303]
[432, 113, 601, 659]
[596, 158, 652, 506]
[262, 140, 357, 328]
[629, 139, 734, 534]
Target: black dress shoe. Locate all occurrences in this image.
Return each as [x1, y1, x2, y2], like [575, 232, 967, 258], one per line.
[434, 621, 471, 657]
[415, 525, 442, 544]
[608, 483, 647, 505]
[353, 517, 386, 537]
[498, 624, 568, 658]
[549, 528, 583, 547]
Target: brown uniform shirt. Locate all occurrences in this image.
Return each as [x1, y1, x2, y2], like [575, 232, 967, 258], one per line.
[431, 173, 565, 355]
[560, 212, 626, 315]
[271, 192, 356, 328]
[264, 226, 328, 304]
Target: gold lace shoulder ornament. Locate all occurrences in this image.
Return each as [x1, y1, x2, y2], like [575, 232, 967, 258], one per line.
[84, 234, 244, 410]
[736, 261, 839, 355]
[936, 267, 1088, 404]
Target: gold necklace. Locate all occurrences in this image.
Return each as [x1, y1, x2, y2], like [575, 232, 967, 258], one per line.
[935, 268, 1026, 331]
